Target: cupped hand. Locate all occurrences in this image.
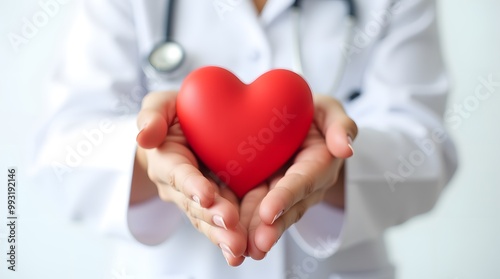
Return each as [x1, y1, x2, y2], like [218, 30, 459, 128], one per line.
[242, 94, 358, 259]
[135, 91, 246, 266]
[134, 92, 357, 264]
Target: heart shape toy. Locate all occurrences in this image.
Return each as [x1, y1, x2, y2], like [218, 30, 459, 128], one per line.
[177, 66, 314, 198]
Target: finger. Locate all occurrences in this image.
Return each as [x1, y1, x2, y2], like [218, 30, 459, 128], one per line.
[247, 209, 267, 260]
[255, 191, 324, 253]
[136, 91, 178, 149]
[162, 186, 246, 266]
[165, 186, 240, 230]
[193, 219, 247, 266]
[208, 193, 240, 230]
[246, 201, 268, 260]
[259, 159, 342, 225]
[240, 184, 268, 259]
[156, 158, 218, 208]
[313, 94, 358, 158]
[240, 184, 268, 230]
[219, 185, 239, 208]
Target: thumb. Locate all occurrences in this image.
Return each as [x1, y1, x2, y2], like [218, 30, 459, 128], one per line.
[136, 91, 178, 149]
[314, 95, 358, 158]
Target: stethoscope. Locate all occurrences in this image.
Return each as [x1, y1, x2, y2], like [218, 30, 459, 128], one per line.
[143, 0, 357, 94]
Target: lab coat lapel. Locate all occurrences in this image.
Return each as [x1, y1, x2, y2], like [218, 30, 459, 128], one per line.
[260, 0, 295, 25]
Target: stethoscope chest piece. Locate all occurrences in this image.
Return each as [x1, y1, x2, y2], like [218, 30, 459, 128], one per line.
[143, 40, 187, 81]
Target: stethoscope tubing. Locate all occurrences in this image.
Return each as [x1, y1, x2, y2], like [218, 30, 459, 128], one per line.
[146, 0, 360, 96]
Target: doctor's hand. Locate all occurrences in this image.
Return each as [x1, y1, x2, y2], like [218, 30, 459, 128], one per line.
[241, 95, 357, 260]
[132, 91, 247, 266]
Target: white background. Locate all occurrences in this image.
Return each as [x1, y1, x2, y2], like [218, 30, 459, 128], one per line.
[0, 1, 499, 278]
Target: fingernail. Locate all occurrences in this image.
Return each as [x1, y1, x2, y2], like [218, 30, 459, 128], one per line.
[347, 136, 354, 155]
[212, 215, 227, 230]
[272, 210, 284, 225]
[136, 123, 148, 140]
[192, 195, 201, 206]
[139, 122, 148, 132]
[219, 243, 236, 262]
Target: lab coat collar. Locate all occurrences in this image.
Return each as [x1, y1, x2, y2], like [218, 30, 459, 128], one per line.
[260, 0, 295, 25]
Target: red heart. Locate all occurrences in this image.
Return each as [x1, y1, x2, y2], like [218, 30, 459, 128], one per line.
[177, 66, 314, 198]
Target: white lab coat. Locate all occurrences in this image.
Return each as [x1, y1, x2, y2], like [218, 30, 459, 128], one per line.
[34, 0, 457, 278]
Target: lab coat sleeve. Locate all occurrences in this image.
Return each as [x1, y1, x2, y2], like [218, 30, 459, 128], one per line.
[289, 0, 458, 257]
[32, 0, 183, 245]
